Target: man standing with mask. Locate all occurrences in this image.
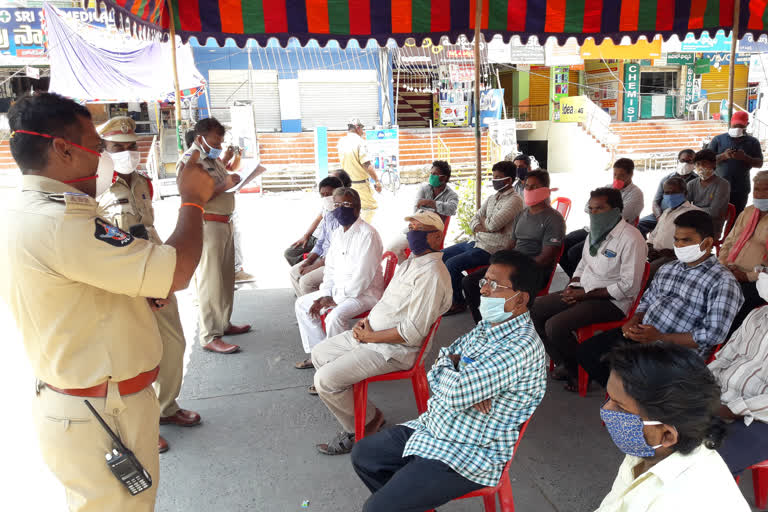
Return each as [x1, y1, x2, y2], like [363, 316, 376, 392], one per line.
[441, 161, 523, 316]
[338, 118, 381, 224]
[532, 187, 647, 391]
[638, 149, 698, 236]
[578, 210, 743, 390]
[177, 117, 267, 355]
[294, 188, 384, 367]
[0, 92, 214, 511]
[708, 110, 763, 215]
[311, 211, 452, 455]
[97, 117, 200, 454]
[511, 154, 531, 195]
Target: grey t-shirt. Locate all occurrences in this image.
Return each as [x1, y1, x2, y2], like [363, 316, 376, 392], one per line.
[686, 176, 731, 235]
[511, 207, 566, 257]
[708, 133, 763, 194]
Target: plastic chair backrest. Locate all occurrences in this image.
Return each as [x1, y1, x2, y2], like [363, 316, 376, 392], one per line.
[382, 251, 398, 289]
[625, 262, 651, 321]
[414, 317, 442, 368]
[539, 243, 565, 296]
[441, 216, 451, 249]
[551, 197, 572, 222]
[720, 203, 737, 243]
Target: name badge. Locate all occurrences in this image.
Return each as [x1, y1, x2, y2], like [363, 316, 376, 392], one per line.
[603, 249, 617, 258]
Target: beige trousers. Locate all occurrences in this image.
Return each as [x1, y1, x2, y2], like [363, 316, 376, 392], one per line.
[195, 220, 235, 346]
[153, 293, 185, 417]
[311, 332, 410, 433]
[288, 261, 325, 296]
[34, 384, 160, 512]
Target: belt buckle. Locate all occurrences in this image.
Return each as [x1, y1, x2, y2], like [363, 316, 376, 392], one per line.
[35, 379, 44, 396]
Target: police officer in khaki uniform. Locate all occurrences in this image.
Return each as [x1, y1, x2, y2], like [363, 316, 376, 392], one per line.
[337, 118, 381, 224]
[0, 93, 214, 511]
[97, 117, 201, 454]
[177, 117, 266, 354]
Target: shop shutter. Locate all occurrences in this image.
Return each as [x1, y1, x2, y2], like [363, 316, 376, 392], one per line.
[529, 66, 551, 108]
[569, 69, 581, 96]
[701, 65, 748, 111]
[207, 70, 281, 131]
[298, 70, 379, 130]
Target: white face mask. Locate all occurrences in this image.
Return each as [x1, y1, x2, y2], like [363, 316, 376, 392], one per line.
[729, 127, 745, 138]
[95, 153, 115, 198]
[696, 165, 715, 180]
[321, 195, 335, 213]
[757, 273, 768, 302]
[109, 150, 141, 175]
[674, 242, 707, 263]
[676, 162, 695, 175]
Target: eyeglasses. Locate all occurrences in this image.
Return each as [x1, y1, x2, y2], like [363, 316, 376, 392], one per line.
[329, 201, 355, 209]
[479, 278, 514, 292]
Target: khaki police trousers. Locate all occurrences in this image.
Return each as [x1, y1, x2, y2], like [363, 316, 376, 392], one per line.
[153, 293, 186, 417]
[195, 220, 235, 346]
[34, 383, 159, 512]
[351, 181, 377, 225]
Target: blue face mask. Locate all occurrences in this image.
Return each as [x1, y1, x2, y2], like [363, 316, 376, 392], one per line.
[600, 402, 663, 458]
[755, 198, 768, 212]
[478, 292, 519, 324]
[333, 206, 358, 227]
[406, 230, 435, 255]
[202, 136, 222, 160]
[661, 193, 686, 211]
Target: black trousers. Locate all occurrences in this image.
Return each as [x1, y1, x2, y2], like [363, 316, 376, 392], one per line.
[283, 236, 317, 266]
[719, 420, 768, 476]
[575, 328, 628, 388]
[351, 426, 484, 512]
[729, 280, 767, 336]
[559, 229, 588, 277]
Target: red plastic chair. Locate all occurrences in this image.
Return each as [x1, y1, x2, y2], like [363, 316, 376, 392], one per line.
[320, 252, 399, 333]
[715, 203, 737, 256]
[352, 318, 441, 441]
[746, 461, 768, 509]
[574, 262, 651, 397]
[551, 197, 572, 222]
[425, 418, 532, 512]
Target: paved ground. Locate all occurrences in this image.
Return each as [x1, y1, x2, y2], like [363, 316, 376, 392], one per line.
[1, 167, 762, 511]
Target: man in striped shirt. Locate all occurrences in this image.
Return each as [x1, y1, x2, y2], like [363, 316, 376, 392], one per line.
[350, 250, 546, 511]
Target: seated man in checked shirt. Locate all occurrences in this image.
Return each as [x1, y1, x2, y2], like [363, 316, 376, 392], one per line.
[577, 210, 743, 391]
[350, 250, 546, 512]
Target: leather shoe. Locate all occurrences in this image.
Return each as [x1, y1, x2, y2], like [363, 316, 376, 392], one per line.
[224, 323, 251, 336]
[158, 436, 169, 454]
[160, 409, 201, 427]
[203, 337, 240, 354]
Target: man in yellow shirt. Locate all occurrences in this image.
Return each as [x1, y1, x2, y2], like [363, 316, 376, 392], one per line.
[337, 118, 381, 224]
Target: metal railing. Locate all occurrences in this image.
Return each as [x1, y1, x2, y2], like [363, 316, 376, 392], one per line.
[437, 136, 450, 164]
[506, 104, 549, 122]
[580, 96, 615, 150]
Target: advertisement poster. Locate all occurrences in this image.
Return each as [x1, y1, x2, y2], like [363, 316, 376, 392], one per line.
[479, 89, 504, 127]
[486, 119, 517, 163]
[229, 104, 260, 161]
[555, 96, 586, 123]
[623, 62, 640, 122]
[365, 128, 399, 177]
[552, 66, 570, 100]
[448, 63, 474, 82]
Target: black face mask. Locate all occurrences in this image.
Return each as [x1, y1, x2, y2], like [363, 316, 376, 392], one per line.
[492, 178, 510, 191]
[516, 166, 528, 181]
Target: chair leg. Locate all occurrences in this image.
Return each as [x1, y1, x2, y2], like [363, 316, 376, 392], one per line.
[498, 476, 516, 512]
[578, 365, 589, 398]
[482, 494, 497, 512]
[753, 466, 768, 509]
[412, 368, 430, 414]
[353, 381, 369, 442]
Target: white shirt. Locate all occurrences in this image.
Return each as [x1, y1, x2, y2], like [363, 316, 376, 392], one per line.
[620, 182, 645, 223]
[574, 220, 648, 315]
[647, 201, 702, 250]
[596, 445, 749, 512]
[365, 252, 452, 364]
[709, 305, 768, 426]
[319, 217, 384, 304]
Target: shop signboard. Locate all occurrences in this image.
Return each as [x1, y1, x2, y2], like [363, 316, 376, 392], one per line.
[738, 34, 768, 53]
[623, 62, 640, 122]
[365, 128, 399, 178]
[545, 38, 583, 66]
[694, 58, 711, 74]
[749, 54, 768, 83]
[580, 36, 661, 60]
[508, 38, 545, 64]
[680, 30, 732, 52]
[479, 88, 504, 127]
[702, 52, 749, 66]
[683, 65, 696, 113]
[666, 53, 696, 65]
[555, 96, 587, 123]
[434, 99, 469, 127]
[448, 63, 474, 82]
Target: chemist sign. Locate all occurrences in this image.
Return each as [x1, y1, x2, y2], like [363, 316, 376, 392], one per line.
[623, 63, 640, 123]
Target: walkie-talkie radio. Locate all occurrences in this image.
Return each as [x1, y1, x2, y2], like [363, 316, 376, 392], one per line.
[83, 400, 153, 496]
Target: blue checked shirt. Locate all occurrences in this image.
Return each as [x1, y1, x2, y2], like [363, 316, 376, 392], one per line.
[402, 312, 546, 487]
[309, 211, 341, 258]
[637, 255, 744, 356]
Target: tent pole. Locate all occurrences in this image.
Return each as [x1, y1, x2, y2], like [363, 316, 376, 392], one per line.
[166, 0, 183, 154]
[473, 1, 482, 209]
[727, 0, 741, 122]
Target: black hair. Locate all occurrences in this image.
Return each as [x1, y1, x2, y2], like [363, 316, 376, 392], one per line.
[608, 343, 725, 455]
[694, 149, 717, 164]
[432, 160, 451, 179]
[590, 187, 624, 212]
[613, 158, 635, 175]
[330, 169, 352, 188]
[512, 154, 531, 167]
[333, 186, 361, 208]
[526, 170, 550, 188]
[678, 149, 695, 160]
[184, 129, 196, 148]
[318, 176, 343, 191]
[194, 117, 225, 137]
[489, 250, 541, 309]
[674, 210, 715, 240]
[492, 160, 517, 179]
[663, 176, 688, 193]
[8, 92, 92, 173]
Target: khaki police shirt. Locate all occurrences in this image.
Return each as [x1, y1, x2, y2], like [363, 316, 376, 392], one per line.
[176, 142, 235, 215]
[97, 171, 162, 244]
[337, 132, 370, 182]
[0, 175, 177, 389]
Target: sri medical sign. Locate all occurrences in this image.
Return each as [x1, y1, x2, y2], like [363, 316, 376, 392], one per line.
[479, 89, 504, 127]
[0, 7, 112, 61]
[623, 63, 640, 123]
[683, 66, 696, 113]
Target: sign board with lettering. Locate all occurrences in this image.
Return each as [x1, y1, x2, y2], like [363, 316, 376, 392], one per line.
[666, 53, 696, 65]
[680, 30, 732, 52]
[702, 52, 749, 66]
[555, 96, 586, 123]
[623, 63, 640, 123]
[683, 66, 696, 113]
[479, 89, 504, 127]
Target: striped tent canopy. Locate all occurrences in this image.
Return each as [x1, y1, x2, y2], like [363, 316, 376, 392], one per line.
[102, 0, 768, 47]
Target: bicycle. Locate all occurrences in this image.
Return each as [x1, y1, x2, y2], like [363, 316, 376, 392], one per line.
[379, 164, 401, 193]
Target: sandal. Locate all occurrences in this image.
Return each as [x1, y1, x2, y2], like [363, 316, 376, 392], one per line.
[295, 358, 314, 370]
[308, 385, 318, 395]
[551, 365, 570, 381]
[316, 431, 355, 455]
